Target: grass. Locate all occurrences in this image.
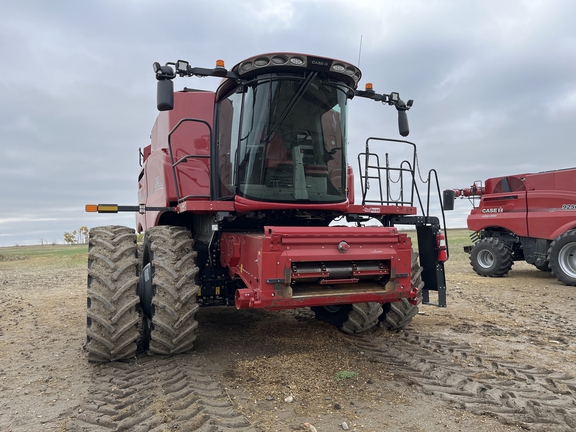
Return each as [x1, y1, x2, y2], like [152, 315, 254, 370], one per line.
[444, 228, 475, 264]
[0, 244, 88, 268]
[404, 228, 474, 265]
[334, 370, 358, 381]
[444, 228, 475, 250]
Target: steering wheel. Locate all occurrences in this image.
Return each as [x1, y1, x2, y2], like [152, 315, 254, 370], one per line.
[282, 129, 310, 147]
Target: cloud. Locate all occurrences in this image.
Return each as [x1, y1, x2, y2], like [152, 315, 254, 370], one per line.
[1, 0, 576, 245]
[242, 0, 296, 28]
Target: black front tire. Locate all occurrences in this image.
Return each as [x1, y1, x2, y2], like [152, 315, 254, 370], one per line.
[141, 226, 200, 355]
[86, 226, 141, 362]
[548, 229, 576, 286]
[469, 238, 513, 277]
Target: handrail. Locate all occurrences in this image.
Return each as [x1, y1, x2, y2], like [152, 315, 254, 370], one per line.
[357, 137, 447, 250]
[167, 118, 213, 202]
[358, 137, 417, 207]
[426, 168, 450, 259]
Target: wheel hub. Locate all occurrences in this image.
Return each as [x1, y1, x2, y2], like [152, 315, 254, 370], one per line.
[558, 243, 576, 278]
[477, 249, 494, 269]
[138, 263, 154, 319]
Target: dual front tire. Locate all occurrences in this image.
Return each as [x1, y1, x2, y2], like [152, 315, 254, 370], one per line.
[86, 225, 200, 362]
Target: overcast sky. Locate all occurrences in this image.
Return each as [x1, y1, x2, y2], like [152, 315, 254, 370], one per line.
[1, 0, 575, 246]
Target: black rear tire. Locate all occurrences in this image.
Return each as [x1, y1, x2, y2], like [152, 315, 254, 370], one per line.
[311, 304, 352, 328]
[313, 250, 423, 333]
[469, 238, 513, 277]
[548, 229, 576, 286]
[379, 251, 423, 330]
[312, 303, 382, 334]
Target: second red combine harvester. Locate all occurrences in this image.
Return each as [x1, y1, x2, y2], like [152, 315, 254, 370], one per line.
[444, 168, 576, 285]
[86, 52, 448, 362]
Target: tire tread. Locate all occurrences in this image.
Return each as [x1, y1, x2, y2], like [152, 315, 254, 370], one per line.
[145, 226, 200, 355]
[86, 225, 140, 362]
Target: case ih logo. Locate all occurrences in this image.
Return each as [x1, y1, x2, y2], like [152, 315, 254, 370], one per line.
[311, 59, 329, 67]
[482, 207, 504, 213]
[308, 56, 331, 70]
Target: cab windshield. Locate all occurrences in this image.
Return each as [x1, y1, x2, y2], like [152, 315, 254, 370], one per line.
[217, 73, 348, 203]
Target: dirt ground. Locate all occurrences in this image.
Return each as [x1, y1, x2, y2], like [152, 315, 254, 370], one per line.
[1, 248, 576, 431]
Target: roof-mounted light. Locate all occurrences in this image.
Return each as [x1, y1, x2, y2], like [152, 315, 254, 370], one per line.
[271, 55, 288, 65]
[232, 52, 363, 89]
[254, 57, 270, 67]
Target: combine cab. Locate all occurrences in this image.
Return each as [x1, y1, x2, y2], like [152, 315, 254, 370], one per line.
[86, 52, 448, 362]
[444, 168, 576, 285]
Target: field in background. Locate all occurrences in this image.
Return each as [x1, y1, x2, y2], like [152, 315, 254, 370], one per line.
[404, 227, 473, 264]
[443, 228, 474, 264]
[0, 244, 88, 268]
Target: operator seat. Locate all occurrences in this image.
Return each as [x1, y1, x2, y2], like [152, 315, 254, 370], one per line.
[265, 134, 291, 168]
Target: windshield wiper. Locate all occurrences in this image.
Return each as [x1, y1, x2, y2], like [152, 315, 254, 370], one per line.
[261, 71, 318, 145]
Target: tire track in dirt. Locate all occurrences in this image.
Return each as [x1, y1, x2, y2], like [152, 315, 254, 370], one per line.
[356, 330, 576, 431]
[64, 355, 255, 431]
[455, 289, 576, 340]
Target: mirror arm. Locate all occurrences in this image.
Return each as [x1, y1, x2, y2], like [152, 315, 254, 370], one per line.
[355, 90, 413, 137]
[186, 66, 238, 79]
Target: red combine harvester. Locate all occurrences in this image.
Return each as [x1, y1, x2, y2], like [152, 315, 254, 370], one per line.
[86, 52, 448, 362]
[444, 168, 576, 285]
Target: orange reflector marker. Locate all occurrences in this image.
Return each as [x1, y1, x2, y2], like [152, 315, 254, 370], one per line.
[85, 204, 119, 213]
[216, 59, 225, 68]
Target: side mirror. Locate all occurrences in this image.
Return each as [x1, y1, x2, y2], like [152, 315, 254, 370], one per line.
[157, 79, 174, 111]
[443, 190, 455, 211]
[398, 109, 409, 137]
[392, 97, 411, 137]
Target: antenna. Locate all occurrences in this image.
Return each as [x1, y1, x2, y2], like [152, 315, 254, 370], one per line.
[358, 35, 363, 67]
